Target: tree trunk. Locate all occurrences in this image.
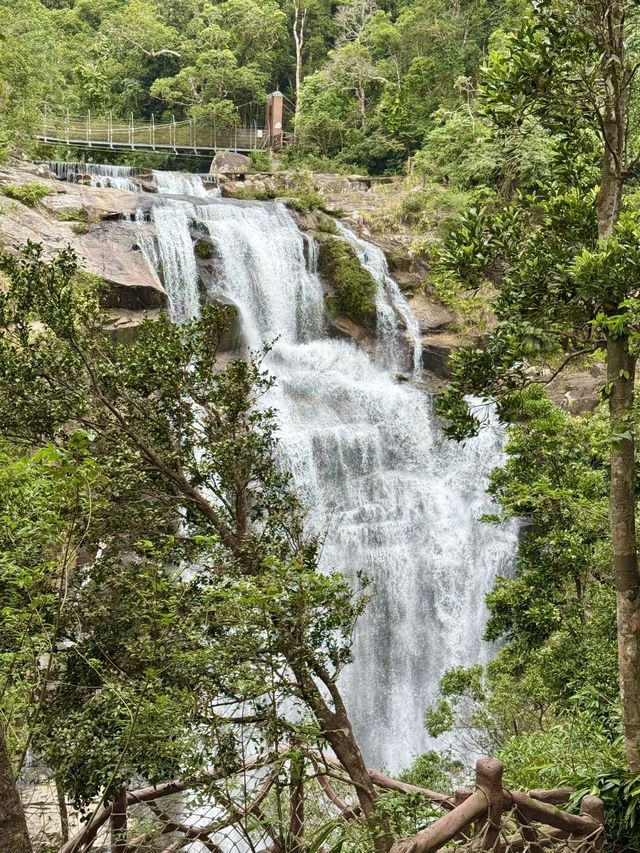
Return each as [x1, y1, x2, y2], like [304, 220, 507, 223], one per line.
[596, 0, 640, 771]
[607, 336, 640, 770]
[293, 3, 306, 129]
[288, 749, 304, 853]
[291, 662, 392, 853]
[0, 722, 31, 853]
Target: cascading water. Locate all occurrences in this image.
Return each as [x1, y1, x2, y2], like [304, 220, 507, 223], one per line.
[337, 221, 422, 375]
[136, 187, 519, 772]
[41, 161, 139, 191]
[152, 170, 213, 197]
[42, 161, 216, 197]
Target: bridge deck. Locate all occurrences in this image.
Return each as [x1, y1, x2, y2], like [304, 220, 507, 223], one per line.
[36, 136, 268, 154]
[36, 110, 274, 154]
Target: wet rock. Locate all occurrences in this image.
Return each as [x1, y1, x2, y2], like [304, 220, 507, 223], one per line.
[327, 314, 372, 346]
[421, 332, 462, 379]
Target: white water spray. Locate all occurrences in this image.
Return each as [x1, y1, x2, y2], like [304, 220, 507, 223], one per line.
[136, 184, 518, 771]
[152, 170, 213, 197]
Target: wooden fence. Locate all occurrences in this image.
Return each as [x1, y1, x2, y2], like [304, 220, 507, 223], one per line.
[46, 754, 604, 853]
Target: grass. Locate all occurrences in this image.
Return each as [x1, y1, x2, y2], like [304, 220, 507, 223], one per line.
[2, 182, 52, 206]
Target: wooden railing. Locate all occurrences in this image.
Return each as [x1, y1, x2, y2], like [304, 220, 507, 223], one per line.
[52, 754, 605, 853]
[392, 758, 605, 853]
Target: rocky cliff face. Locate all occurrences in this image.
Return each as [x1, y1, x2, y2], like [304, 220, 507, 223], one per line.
[0, 158, 602, 410]
[0, 160, 166, 337]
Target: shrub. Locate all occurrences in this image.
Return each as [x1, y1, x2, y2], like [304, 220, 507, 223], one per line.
[58, 208, 89, 222]
[316, 212, 339, 235]
[318, 237, 377, 325]
[2, 182, 52, 206]
[194, 237, 216, 260]
[283, 189, 325, 213]
[249, 151, 271, 172]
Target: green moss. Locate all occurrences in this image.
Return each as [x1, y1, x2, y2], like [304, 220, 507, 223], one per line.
[72, 223, 92, 235]
[194, 237, 216, 260]
[2, 182, 52, 206]
[316, 212, 339, 235]
[318, 237, 377, 326]
[58, 208, 90, 222]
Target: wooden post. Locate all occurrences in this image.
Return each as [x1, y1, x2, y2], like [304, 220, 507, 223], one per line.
[475, 758, 504, 851]
[579, 795, 605, 852]
[111, 787, 127, 853]
[266, 91, 284, 146]
[453, 789, 473, 844]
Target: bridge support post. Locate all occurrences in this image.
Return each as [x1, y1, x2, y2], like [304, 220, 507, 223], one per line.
[266, 90, 284, 146]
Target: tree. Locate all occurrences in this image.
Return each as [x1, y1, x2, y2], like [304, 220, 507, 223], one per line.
[292, 0, 308, 124]
[436, 0, 640, 768]
[0, 244, 394, 852]
[151, 0, 287, 123]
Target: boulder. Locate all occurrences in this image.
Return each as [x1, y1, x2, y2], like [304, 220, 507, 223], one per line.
[78, 222, 166, 310]
[327, 315, 372, 347]
[409, 293, 455, 333]
[41, 184, 143, 220]
[210, 152, 252, 176]
[547, 366, 605, 414]
[104, 308, 162, 343]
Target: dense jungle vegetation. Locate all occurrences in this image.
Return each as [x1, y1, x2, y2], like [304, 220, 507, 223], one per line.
[3, 0, 640, 851]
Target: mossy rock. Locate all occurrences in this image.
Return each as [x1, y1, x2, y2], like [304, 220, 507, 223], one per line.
[318, 237, 377, 326]
[194, 237, 216, 260]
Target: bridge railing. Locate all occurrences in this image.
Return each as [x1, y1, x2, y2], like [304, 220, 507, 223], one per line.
[37, 107, 271, 153]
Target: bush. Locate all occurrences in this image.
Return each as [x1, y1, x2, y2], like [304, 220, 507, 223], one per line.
[316, 212, 339, 235]
[283, 189, 325, 213]
[58, 208, 90, 222]
[249, 151, 271, 172]
[318, 237, 377, 325]
[2, 182, 52, 206]
[194, 237, 216, 260]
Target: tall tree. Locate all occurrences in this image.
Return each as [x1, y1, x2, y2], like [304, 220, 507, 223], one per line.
[437, 0, 640, 768]
[292, 0, 308, 124]
[0, 245, 393, 852]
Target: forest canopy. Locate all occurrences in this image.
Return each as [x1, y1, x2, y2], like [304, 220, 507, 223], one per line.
[4, 0, 640, 852]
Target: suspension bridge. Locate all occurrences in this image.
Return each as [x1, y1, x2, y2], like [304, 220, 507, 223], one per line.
[36, 92, 291, 155]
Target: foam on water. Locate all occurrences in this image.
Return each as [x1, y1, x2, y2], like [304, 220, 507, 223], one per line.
[138, 186, 518, 771]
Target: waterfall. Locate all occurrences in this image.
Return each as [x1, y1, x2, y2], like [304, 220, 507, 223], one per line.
[152, 170, 213, 197]
[337, 222, 422, 376]
[41, 161, 139, 191]
[137, 185, 518, 772]
[41, 161, 216, 197]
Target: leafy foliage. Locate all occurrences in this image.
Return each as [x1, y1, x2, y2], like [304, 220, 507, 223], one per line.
[0, 243, 368, 813]
[319, 236, 377, 324]
[2, 182, 52, 206]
